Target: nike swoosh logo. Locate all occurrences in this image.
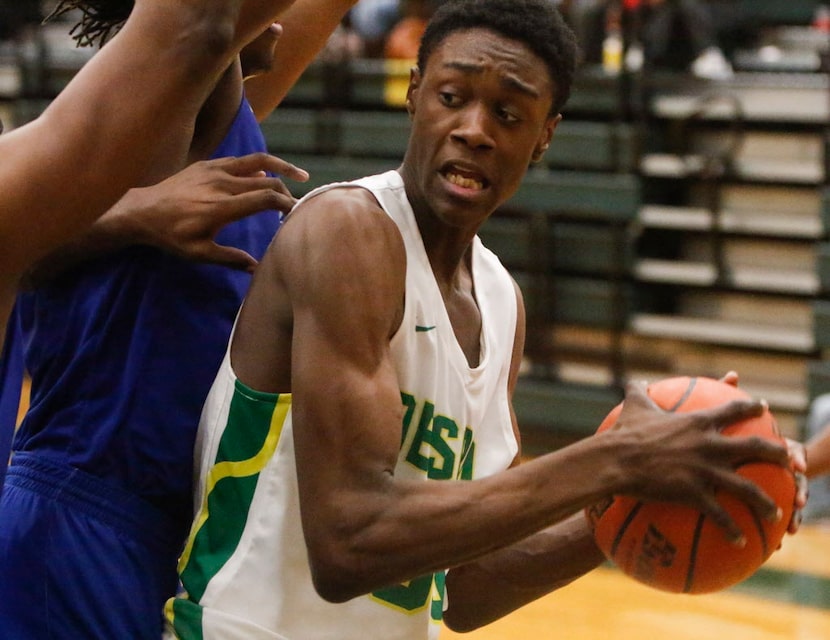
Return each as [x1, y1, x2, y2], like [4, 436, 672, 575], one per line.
[415, 325, 436, 332]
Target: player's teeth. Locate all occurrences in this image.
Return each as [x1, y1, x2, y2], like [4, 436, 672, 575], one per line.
[447, 173, 482, 190]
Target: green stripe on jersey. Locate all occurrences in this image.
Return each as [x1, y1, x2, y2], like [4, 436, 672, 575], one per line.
[178, 380, 290, 602]
[167, 597, 205, 640]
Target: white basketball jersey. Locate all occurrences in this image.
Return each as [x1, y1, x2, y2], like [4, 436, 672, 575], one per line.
[165, 170, 519, 640]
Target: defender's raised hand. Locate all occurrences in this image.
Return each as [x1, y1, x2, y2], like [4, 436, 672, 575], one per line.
[115, 153, 308, 271]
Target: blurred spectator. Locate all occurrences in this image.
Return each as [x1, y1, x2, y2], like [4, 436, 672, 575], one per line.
[561, 0, 607, 62]
[350, 0, 402, 56]
[384, 0, 439, 59]
[351, 0, 448, 57]
[563, 0, 738, 79]
[635, 0, 734, 79]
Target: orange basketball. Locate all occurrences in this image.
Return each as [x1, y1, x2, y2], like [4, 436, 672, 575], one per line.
[585, 376, 796, 594]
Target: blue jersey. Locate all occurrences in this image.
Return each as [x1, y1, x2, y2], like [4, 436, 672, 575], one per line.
[9, 96, 281, 536]
[0, 309, 24, 494]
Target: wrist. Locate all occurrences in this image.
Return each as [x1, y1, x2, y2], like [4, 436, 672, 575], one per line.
[94, 187, 154, 249]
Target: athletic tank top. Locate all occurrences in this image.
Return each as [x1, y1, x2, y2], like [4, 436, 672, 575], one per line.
[9, 96, 281, 535]
[166, 170, 519, 640]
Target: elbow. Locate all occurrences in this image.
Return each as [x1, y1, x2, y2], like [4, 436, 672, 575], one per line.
[306, 538, 380, 604]
[442, 595, 488, 635]
[302, 488, 402, 603]
[442, 614, 481, 635]
[185, 18, 236, 67]
[440, 569, 495, 633]
[309, 563, 362, 604]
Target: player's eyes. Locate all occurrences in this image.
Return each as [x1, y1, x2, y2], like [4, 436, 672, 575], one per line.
[438, 91, 461, 106]
[496, 107, 520, 124]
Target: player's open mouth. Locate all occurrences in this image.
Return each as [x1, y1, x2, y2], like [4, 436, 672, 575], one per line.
[443, 168, 486, 191]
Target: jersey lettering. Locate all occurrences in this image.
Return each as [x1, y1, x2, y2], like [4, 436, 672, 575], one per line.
[401, 396, 475, 480]
[377, 396, 475, 617]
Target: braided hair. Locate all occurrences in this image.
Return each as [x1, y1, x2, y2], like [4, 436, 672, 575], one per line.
[44, 0, 134, 47]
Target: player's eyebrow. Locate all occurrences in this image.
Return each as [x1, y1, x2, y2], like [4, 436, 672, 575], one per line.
[442, 60, 540, 99]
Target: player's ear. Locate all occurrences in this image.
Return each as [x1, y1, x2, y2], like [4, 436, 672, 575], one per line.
[405, 66, 421, 117]
[531, 113, 561, 164]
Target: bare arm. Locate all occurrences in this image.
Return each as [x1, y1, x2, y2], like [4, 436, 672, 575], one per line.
[0, 0, 300, 331]
[443, 513, 605, 631]
[244, 0, 359, 121]
[272, 190, 788, 608]
[17, 0, 354, 284]
[440, 279, 604, 630]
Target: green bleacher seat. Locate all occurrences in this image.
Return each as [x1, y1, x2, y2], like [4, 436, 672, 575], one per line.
[260, 108, 327, 155]
[548, 221, 632, 276]
[546, 121, 638, 172]
[508, 169, 640, 222]
[813, 300, 830, 349]
[478, 215, 540, 271]
[513, 378, 623, 438]
[808, 360, 830, 408]
[545, 276, 629, 329]
[739, 0, 822, 24]
[338, 110, 410, 158]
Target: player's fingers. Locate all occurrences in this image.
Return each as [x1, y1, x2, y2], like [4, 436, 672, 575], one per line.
[220, 152, 309, 183]
[619, 379, 659, 412]
[796, 470, 808, 509]
[196, 243, 258, 272]
[709, 465, 782, 527]
[221, 173, 295, 198]
[694, 490, 747, 546]
[213, 189, 297, 223]
[785, 438, 807, 475]
[719, 371, 739, 387]
[700, 398, 766, 433]
[704, 431, 790, 469]
[787, 436, 808, 534]
[607, 380, 663, 431]
[788, 468, 808, 536]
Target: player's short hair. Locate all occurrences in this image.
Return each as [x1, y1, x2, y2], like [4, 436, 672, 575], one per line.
[417, 0, 579, 115]
[45, 0, 133, 47]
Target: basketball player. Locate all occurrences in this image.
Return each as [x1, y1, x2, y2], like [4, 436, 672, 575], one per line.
[0, 0, 303, 507]
[0, 0, 357, 638]
[166, 1, 804, 638]
[0, 0, 293, 344]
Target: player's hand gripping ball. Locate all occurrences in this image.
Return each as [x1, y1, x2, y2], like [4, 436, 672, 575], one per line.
[585, 376, 796, 594]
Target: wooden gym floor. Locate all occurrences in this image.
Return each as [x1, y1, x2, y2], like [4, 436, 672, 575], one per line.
[440, 522, 830, 639]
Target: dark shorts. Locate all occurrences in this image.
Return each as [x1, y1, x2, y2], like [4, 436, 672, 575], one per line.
[0, 452, 183, 639]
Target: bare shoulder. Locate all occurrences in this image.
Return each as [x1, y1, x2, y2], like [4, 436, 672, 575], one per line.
[272, 184, 405, 285]
[232, 183, 405, 390]
[283, 184, 394, 235]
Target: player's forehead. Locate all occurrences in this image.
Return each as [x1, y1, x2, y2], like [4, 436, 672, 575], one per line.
[425, 28, 552, 100]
